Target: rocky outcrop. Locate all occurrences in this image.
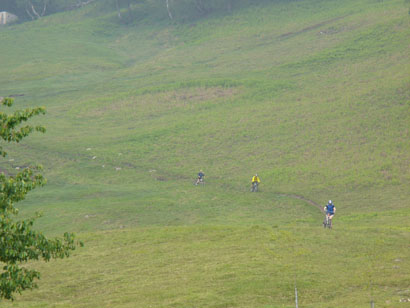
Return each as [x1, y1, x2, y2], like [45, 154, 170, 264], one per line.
[0, 12, 18, 25]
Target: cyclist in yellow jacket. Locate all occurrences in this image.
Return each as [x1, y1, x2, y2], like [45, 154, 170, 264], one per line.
[251, 174, 260, 192]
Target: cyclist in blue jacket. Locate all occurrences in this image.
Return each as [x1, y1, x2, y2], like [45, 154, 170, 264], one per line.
[324, 200, 336, 222]
[195, 170, 205, 185]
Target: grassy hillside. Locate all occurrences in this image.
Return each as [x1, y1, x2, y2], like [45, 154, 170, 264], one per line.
[0, 0, 409, 306]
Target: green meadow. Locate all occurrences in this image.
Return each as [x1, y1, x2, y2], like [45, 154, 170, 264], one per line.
[0, 0, 409, 306]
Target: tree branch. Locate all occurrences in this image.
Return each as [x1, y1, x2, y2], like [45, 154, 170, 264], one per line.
[29, 1, 42, 19]
[195, 0, 206, 14]
[166, 0, 173, 20]
[41, 1, 47, 17]
[115, 0, 122, 19]
[76, 0, 97, 7]
[25, 4, 35, 20]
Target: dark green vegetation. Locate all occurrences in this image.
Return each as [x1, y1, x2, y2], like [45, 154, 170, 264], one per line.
[0, 98, 81, 300]
[0, 0, 409, 306]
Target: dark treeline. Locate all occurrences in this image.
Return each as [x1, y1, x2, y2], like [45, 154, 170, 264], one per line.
[0, 0, 80, 20]
[0, 0, 296, 22]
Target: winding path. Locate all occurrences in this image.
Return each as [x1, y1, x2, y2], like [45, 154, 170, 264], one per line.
[277, 193, 325, 213]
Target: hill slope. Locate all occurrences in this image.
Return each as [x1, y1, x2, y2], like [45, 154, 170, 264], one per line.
[0, 0, 409, 306]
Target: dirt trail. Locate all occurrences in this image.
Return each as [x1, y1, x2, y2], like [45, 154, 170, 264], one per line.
[277, 193, 324, 213]
[279, 15, 348, 39]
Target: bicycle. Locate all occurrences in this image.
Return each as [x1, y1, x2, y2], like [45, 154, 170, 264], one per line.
[251, 182, 258, 192]
[194, 177, 205, 186]
[323, 213, 333, 229]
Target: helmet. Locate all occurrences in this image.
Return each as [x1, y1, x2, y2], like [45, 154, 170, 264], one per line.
[328, 200, 332, 204]
[255, 174, 258, 176]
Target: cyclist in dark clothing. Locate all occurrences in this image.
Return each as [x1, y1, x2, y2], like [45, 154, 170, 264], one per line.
[324, 200, 336, 221]
[195, 170, 205, 185]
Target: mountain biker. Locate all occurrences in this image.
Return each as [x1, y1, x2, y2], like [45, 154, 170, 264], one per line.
[251, 174, 260, 192]
[324, 200, 336, 223]
[195, 170, 205, 185]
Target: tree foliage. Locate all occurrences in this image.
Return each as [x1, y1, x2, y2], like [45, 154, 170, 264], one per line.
[0, 97, 82, 301]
